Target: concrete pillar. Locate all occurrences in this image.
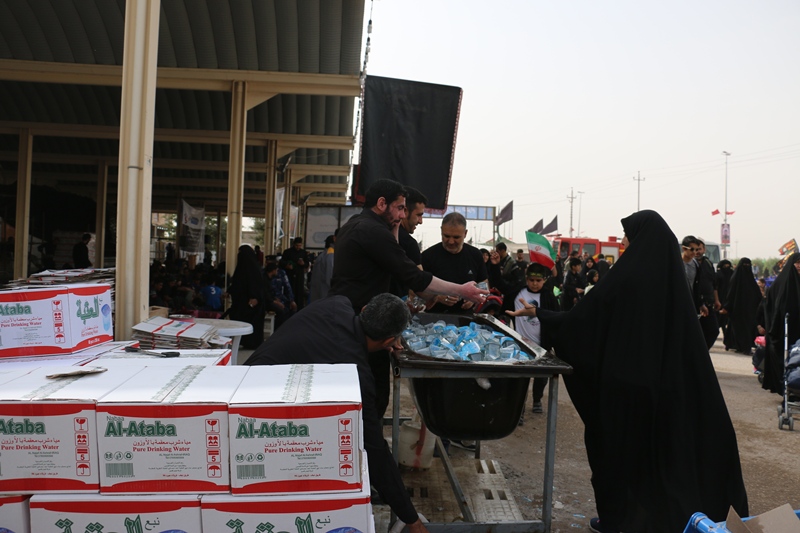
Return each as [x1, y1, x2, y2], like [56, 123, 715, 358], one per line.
[94, 161, 108, 267]
[13, 129, 32, 279]
[115, 0, 160, 339]
[281, 169, 293, 252]
[264, 140, 277, 255]
[225, 80, 248, 283]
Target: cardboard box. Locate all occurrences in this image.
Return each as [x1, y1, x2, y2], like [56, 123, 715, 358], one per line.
[0, 368, 37, 386]
[0, 352, 100, 373]
[0, 367, 143, 494]
[201, 462, 372, 533]
[0, 495, 31, 533]
[148, 306, 169, 319]
[84, 348, 232, 368]
[229, 364, 364, 494]
[73, 340, 136, 358]
[725, 504, 800, 533]
[30, 494, 202, 533]
[96, 365, 248, 493]
[0, 284, 113, 358]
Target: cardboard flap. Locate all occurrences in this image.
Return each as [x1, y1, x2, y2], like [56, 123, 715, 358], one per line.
[726, 507, 751, 533]
[727, 505, 800, 533]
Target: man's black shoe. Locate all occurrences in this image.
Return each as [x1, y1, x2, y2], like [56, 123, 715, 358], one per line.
[449, 440, 476, 452]
[589, 517, 620, 533]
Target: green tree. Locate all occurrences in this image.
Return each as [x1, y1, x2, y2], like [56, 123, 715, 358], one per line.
[252, 217, 266, 247]
[204, 215, 227, 249]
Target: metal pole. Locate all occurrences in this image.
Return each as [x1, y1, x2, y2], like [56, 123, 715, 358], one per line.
[567, 188, 576, 238]
[633, 171, 645, 211]
[722, 151, 730, 259]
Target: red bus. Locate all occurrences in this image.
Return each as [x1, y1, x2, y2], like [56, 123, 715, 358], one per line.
[552, 236, 625, 263]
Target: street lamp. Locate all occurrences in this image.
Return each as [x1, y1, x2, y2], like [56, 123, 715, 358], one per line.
[722, 151, 731, 259]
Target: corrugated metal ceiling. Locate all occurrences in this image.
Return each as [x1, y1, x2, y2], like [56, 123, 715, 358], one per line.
[0, 0, 364, 213]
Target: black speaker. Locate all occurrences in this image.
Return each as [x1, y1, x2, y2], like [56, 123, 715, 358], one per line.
[204, 234, 212, 244]
[179, 235, 189, 248]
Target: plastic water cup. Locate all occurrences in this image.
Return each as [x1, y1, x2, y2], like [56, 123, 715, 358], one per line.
[485, 343, 500, 360]
[499, 346, 516, 359]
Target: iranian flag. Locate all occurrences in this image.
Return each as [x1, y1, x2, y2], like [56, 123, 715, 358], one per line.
[526, 231, 557, 270]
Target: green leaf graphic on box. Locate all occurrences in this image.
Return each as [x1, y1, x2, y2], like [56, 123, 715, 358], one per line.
[225, 519, 244, 533]
[54, 518, 74, 533]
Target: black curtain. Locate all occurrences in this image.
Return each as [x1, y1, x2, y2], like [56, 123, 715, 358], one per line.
[354, 76, 462, 210]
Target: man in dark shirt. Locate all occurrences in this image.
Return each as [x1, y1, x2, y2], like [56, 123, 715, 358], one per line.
[244, 294, 427, 533]
[72, 233, 92, 268]
[330, 179, 488, 418]
[421, 212, 488, 314]
[515, 248, 529, 272]
[329, 179, 487, 309]
[391, 187, 428, 298]
[281, 237, 308, 310]
[695, 239, 720, 349]
[562, 257, 586, 311]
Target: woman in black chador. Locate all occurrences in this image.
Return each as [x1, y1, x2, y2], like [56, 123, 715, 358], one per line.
[721, 258, 761, 354]
[761, 253, 800, 394]
[716, 260, 734, 346]
[228, 245, 266, 349]
[511, 210, 748, 533]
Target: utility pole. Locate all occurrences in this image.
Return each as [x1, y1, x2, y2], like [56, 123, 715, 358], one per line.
[567, 187, 576, 237]
[722, 151, 731, 259]
[633, 171, 645, 211]
[577, 191, 585, 236]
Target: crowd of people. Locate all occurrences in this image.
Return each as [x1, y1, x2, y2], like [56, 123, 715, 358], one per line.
[143, 178, 800, 533]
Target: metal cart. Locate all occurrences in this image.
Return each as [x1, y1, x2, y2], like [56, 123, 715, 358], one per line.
[778, 313, 799, 430]
[390, 314, 572, 533]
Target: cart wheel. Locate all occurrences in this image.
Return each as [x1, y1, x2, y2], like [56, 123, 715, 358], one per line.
[779, 417, 784, 430]
[790, 418, 795, 431]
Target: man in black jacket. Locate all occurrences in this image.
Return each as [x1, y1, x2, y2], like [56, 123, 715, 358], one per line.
[695, 239, 720, 349]
[244, 294, 427, 533]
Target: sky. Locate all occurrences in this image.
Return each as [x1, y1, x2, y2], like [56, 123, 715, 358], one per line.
[357, 0, 800, 259]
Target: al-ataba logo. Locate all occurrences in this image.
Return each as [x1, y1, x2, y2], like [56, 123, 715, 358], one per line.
[0, 303, 32, 316]
[0, 418, 46, 434]
[105, 420, 177, 437]
[236, 421, 309, 439]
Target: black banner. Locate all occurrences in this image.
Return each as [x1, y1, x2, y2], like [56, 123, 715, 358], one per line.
[354, 76, 462, 210]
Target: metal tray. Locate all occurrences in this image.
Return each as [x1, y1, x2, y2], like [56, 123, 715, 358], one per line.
[394, 313, 572, 440]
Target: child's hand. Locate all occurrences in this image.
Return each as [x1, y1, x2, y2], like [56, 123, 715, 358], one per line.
[506, 298, 537, 317]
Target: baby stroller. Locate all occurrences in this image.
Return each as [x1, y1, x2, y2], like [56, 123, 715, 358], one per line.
[777, 313, 800, 430]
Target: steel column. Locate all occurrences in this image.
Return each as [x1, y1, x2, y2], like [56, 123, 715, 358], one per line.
[264, 140, 278, 255]
[94, 161, 108, 267]
[13, 128, 32, 279]
[115, 0, 160, 339]
[225, 80, 248, 282]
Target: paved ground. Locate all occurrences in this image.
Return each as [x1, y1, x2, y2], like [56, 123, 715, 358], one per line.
[473, 337, 800, 531]
[240, 334, 800, 532]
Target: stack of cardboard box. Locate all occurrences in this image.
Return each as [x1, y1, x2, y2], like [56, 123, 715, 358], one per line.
[203, 364, 374, 532]
[0, 284, 114, 358]
[0, 364, 374, 533]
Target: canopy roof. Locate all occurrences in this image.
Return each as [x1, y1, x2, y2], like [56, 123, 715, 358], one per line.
[0, 0, 364, 215]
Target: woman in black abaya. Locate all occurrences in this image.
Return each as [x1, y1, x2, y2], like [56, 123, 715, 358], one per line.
[716, 260, 734, 347]
[721, 258, 761, 354]
[511, 210, 748, 533]
[761, 253, 800, 394]
[228, 245, 266, 349]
